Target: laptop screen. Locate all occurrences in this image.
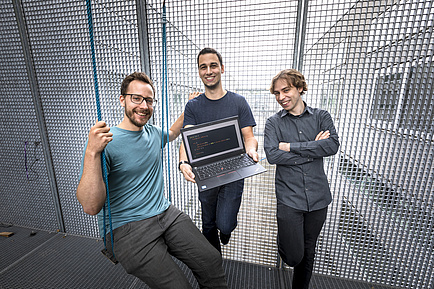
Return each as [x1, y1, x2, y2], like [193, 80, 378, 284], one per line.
[182, 116, 245, 164]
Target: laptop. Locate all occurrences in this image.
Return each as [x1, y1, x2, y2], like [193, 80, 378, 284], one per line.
[180, 116, 266, 192]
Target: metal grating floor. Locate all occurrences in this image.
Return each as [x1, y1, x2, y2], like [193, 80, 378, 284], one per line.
[0, 226, 403, 289]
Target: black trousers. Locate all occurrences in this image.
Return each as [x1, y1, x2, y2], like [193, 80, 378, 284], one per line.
[277, 202, 328, 289]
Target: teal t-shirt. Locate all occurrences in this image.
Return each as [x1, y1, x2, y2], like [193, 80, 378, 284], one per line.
[80, 124, 170, 237]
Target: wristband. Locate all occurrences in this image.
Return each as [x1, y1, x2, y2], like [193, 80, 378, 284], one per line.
[178, 160, 190, 170]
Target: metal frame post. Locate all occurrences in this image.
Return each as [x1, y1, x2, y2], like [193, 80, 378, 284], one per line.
[136, 0, 152, 77]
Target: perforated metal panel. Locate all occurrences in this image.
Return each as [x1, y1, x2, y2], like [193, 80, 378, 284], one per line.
[0, 1, 58, 231]
[0, 1, 432, 288]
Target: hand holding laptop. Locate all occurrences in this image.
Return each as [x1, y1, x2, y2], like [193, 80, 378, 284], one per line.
[179, 161, 196, 183]
[246, 147, 259, 162]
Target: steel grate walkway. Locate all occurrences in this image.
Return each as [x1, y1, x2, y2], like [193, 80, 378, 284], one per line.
[0, 226, 403, 289]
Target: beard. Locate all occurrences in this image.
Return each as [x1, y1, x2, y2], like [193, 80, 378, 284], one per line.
[125, 106, 152, 128]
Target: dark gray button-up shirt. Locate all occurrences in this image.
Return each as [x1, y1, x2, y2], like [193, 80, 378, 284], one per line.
[264, 103, 340, 211]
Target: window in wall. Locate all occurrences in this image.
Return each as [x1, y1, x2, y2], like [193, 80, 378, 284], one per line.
[338, 155, 400, 213]
[369, 72, 403, 123]
[320, 78, 343, 119]
[399, 62, 434, 132]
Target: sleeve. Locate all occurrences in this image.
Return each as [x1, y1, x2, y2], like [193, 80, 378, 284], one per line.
[163, 129, 169, 147]
[238, 96, 256, 128]
[264, 116, 313, 166]
[156, 125, 169, 147]
[290, 110, 340, 158]
[183, 99, 198, 127]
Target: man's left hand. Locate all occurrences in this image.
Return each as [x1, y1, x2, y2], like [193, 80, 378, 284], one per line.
[247, 148, 259, 162]
[315, 130, 330, 141]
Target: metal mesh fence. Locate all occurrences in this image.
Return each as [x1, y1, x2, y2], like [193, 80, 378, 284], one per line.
[302, 1, 434, 287]
[0, 0, 432, 288]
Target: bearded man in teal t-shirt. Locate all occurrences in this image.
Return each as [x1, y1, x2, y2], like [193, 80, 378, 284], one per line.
[77, 72, 227, 289]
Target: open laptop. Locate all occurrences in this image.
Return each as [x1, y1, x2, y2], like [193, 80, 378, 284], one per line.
[180, 116, 266, 192]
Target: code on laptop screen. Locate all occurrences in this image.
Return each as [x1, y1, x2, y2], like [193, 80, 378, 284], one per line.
[188, 125, 239, 160]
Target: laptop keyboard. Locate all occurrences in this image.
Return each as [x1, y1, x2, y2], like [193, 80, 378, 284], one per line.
[195, 154, 256, 180]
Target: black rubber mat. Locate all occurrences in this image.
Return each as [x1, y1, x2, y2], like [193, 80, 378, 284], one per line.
[0, 226, 404, 289]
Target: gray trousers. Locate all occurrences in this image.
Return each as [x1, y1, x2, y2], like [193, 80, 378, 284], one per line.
[106, 205, 228, 289]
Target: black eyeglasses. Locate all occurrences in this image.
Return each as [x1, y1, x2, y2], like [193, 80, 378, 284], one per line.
[124, 94, 157, 106]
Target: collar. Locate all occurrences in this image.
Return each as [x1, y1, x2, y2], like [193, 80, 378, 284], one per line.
[204, 89, 228, 101]
[280, 101, 312, 118]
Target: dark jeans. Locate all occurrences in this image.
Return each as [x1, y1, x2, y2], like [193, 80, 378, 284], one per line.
[106, 205, 227, 289]
[277, 202, 328, 289]
[198, 180, 244, 251]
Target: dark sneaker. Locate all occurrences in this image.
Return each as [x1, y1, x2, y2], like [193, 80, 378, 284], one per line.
[220, 232, 231, 245]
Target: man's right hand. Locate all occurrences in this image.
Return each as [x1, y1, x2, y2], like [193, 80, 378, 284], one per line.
[180, 163, 196, 183]
[87, 120, 113, 154]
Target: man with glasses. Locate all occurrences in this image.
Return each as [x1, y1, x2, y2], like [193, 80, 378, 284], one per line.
[179, 48, 259, 252]
[264, 69, 340, 289]
[77, 72, 227, 289]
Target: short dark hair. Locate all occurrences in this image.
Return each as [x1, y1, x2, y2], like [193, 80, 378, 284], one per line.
[121, 72, 155, 96]
[269, 69, 308, 95]
[197, 47, 223, 66]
